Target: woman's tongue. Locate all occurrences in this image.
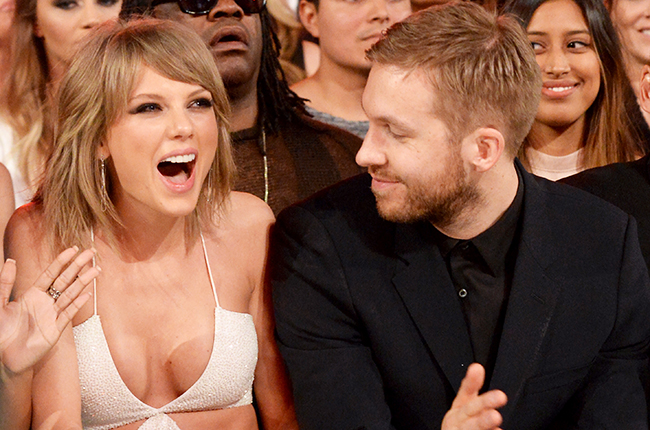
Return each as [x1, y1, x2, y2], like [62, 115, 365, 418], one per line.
[158, 162, 189, 184]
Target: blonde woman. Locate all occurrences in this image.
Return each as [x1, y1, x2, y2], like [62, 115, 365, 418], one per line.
[3, 18, 297, 430]
[1, 0, 121, 206]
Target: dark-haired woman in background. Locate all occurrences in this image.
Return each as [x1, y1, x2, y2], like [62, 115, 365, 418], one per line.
[504, 0, 649, 180]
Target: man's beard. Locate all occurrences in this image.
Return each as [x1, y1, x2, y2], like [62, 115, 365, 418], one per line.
[373, 151, 480, 226]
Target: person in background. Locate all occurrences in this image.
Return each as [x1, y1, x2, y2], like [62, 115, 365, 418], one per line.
[0, 0, 13, 93]
[606, 0, 650, 126]
[0, 164, 13, 241]
[122, 0, 363, 214]
[0, 0, 14, 209]
[503, 0, 648, 180]
[290, 0, 411, 138]
[271, 2, 650, 429]
[1, 0, 121, 207]
[563, 63, 650, 271]
[2, 18, 298, 430]
[266, 0, 306, 85]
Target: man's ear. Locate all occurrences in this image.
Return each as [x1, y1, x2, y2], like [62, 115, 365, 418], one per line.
[640, 65, 650, 114]
[299, 0, 320, 39]
[462, 127, 505, 173]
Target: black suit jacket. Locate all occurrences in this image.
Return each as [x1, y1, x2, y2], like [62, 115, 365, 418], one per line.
[562, 155, 650, 270]
[271, 166, 650, 430]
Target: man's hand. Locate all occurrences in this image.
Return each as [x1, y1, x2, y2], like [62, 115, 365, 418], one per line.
[442, 363, 508, 430]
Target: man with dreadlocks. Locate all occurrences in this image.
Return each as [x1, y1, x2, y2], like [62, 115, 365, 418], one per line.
[121, 0, 363, 213]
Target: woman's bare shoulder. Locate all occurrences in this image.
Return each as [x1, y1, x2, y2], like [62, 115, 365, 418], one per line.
[226, 191, 275, 233]
[5, 203, 45, 246]
[202, 192, 273, 260]
[0, 162, 14, 207]
[5, 204, 49, 295]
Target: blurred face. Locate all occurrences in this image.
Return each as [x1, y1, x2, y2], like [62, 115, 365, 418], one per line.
[154, 0, 263, 92]
[300, 0, 411, 73]
[0, 0, 14, 44]
[101, 67, 219, 219]
[609, 0, 650, 70]
[34, 0, 121, 68]
[527, 0, 600, 130]
[356, 65, 478, 225]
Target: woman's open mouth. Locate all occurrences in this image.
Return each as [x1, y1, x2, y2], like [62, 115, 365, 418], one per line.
[157, 153, 196, 185]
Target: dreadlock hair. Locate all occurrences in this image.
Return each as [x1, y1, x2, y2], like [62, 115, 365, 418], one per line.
[120, 0, 309, 135]
[257, 8, 308, 134]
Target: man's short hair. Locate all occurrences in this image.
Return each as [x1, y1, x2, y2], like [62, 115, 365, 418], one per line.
[367, 1, 541, 156]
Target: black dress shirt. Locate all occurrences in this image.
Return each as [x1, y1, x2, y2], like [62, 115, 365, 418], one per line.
[435, 172, 524, 384]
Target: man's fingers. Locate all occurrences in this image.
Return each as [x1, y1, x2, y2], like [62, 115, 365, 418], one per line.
[460, 409, 503, 430]
[33, 246, 80, 292]
[462, 389, 508, 418]
[443, 388, 508, 430]
[0, 259, 16, 305]
[452, 363, 486, 407]
[446, 363, 508, 430]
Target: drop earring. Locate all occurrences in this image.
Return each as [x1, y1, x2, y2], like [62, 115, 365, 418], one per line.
[207, 167, 213, 204]
[100, 158, 108, 212]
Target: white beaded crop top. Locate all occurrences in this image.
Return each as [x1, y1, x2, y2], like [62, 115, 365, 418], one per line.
[73, 234, 258, 430]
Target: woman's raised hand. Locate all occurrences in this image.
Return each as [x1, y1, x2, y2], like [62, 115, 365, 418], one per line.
[0, 247, 100, 375]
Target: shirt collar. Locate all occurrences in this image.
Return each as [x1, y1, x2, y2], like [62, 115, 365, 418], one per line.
[435, 167, 524, 275]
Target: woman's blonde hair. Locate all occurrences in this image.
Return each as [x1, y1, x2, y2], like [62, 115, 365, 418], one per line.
[1, 0, 51, 188]
[37, 18, 235, 252]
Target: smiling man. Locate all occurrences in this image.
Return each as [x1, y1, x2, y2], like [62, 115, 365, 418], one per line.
[271, 3, 650, 429]
[122, 0, 363, 213]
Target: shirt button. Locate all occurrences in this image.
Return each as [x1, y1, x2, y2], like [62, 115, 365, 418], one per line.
[458, 289, 468, 298]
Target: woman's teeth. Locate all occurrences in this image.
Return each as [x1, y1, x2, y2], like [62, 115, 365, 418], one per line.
[161, 153, 196, 164]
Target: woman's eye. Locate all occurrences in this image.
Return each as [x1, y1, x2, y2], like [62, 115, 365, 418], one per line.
[132, 103, 161, 114]
[530, 41, 543, 51]
[97, 0, 119, 6]
[190, 98, 213, 109]
[53, 0, 78, 10]
[567, 40, 589, 49]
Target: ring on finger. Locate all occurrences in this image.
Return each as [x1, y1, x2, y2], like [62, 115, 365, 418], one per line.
[46, 285, 62, 301]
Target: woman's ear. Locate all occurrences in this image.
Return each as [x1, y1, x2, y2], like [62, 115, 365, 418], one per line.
[33, 21, 42, 38]
[96, 143, 110, 160]
[299, 0, 320, 39]
[640, 65, 650, 115]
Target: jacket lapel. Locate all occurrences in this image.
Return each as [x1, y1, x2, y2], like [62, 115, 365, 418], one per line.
[490, 169, 562, 422]
[388, 166, 566, 406]
[391, 223, 474, 391]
